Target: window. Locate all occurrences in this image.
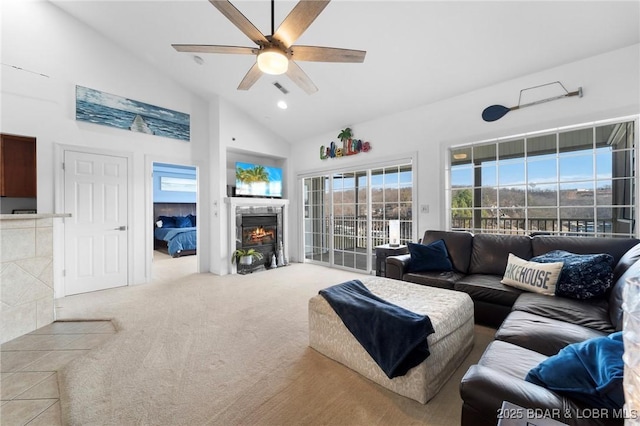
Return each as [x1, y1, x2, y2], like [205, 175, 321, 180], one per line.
[302, 161, 413, 273]
[447, 119, 637, 237]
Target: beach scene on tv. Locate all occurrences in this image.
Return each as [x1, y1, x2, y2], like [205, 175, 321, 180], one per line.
[235, 162, 283, 198]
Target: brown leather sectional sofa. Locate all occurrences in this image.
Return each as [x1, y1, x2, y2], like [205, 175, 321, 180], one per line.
[386, 230, 640, 425]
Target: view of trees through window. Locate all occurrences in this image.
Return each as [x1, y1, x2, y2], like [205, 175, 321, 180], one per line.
[448, 119, 636, 237]
[303, 163, 413, 272]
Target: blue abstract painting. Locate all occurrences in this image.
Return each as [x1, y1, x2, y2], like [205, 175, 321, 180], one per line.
[75, 86, 190, 142]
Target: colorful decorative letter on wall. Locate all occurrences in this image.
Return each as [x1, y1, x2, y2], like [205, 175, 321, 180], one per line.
[320, 128, 371, 160]
[75, 86, 190, 141]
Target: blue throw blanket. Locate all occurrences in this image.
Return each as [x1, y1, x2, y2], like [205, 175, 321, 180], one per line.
[319, 280, 434, 378]
[526, 332, 624, 410]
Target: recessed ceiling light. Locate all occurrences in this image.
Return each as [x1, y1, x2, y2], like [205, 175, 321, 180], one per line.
[277, 100, 288, 110]
[193, 55, 204, 65]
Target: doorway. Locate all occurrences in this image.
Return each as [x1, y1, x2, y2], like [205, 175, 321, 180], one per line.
[151, 162, 198, 280]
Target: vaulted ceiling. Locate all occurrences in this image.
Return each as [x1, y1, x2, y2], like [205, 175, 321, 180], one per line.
[51, 1, 640, 143]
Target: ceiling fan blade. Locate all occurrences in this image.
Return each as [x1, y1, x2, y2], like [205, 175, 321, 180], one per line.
[286, 61, 318, 95]
[290, 46, 366, 63]
[237, 63, 262, 91]
[172, 44, 257, 55]
[209, 0, 268, 45]
[274, 0, 331, 48]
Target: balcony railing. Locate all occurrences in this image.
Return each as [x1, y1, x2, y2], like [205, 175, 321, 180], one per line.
[450, 217, 614, 236]
[323, 216, 625, 252]
[330, 216, 412, 250]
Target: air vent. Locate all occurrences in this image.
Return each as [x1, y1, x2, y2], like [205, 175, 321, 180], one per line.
[273, 82, 289, 95]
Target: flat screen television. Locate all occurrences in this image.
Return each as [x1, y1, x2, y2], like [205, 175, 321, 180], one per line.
[235, 161, 283, 198]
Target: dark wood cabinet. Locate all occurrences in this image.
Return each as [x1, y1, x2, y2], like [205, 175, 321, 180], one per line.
[0, 134, 37, 198]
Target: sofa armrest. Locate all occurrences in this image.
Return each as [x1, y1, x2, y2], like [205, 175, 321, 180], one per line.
[385, 254, 411, 280]
[461, 364, 575, 426]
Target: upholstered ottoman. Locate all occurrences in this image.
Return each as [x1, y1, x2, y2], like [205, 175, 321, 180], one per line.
[308, 276, 474, 404]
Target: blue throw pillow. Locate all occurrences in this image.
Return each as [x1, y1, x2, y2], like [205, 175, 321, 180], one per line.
[525, 332, 624, 410]
[407, 240, 453, 273]
[531, 250, 614, 299]
[187, 213, 196, 227]
[158, 215, 177, 228]
[175, 216, 192, 228]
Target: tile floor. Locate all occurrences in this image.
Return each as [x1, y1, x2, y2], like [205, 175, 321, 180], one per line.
[1, 320, 116, 425]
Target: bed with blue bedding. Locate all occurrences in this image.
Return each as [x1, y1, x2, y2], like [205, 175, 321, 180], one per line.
[154, 226, 197, 257]
[153, 205, 197, 257]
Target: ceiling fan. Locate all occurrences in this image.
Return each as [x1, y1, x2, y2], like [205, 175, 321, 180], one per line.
[172, 0, 366, 94]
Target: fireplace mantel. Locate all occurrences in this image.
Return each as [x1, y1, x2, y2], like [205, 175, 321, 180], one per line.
[225, 197, 290, 274]
[224, 197, 290, 208]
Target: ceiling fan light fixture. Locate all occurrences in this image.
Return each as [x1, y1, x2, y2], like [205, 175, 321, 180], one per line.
[257, 48, 288, 75]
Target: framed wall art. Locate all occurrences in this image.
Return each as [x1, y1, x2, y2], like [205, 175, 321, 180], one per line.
[75, 85, 190, 141]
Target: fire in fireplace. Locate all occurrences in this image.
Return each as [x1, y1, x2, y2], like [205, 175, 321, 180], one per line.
[246, 226, 275, 245]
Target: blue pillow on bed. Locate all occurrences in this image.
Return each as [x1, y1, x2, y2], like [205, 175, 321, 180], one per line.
[175, 216, 192, 228]
[188, 214, 196, 227]
[158, 216, 177, 228]
[407, 239, 453, 273]
[525, 332, 624, 410]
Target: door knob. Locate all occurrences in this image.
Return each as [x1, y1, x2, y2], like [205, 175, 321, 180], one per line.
[114, 226, 127, 231]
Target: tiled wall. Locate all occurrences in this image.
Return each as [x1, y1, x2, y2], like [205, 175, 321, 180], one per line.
[1, 217, 55, 344]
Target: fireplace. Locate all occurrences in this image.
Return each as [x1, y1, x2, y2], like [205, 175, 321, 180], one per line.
[242, 215, 277, 247]
[226, 197, 290, 275]
[235, 205, 284, 272]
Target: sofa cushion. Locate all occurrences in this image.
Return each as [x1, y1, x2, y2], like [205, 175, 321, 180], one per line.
[512, 292, 613, 332]
[402, 271, 465, 290]
[455, 274, 523, 307]
[495, 311, 608, 356]
[500, 253, 562, 296]
[531, 236, 639, 266]
[525, 332, 624, 410]
[478, 340, 547, 377]
[422, 230, 473, 273]
[532, 250, 614, 299]
[468, 234, 532, 275]
[406, 240, 453, 273]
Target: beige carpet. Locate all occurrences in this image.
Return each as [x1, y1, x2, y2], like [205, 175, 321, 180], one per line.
[55, 260, 494, 425]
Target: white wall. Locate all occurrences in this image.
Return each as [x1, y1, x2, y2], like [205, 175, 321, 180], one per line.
[288, 44, 640, 262]
[2, 0, 208, 289]
[0, 0, 290, 293]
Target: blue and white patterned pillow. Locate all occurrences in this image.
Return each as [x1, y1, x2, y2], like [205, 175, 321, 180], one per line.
[531, 250, 614, 299]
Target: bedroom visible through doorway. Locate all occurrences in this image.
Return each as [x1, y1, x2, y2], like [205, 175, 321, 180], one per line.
[152, 162, 198, 276]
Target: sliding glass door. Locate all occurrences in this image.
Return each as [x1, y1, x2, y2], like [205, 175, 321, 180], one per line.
[302, 161, 413, 273]
[332, 170, 369, 270]
[303, 176, 330, 264]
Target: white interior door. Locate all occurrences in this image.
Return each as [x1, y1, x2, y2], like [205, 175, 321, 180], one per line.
[64, 150, 128, 295]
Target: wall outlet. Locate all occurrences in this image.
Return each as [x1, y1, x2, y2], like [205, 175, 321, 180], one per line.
[420, 204, 429, 214]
